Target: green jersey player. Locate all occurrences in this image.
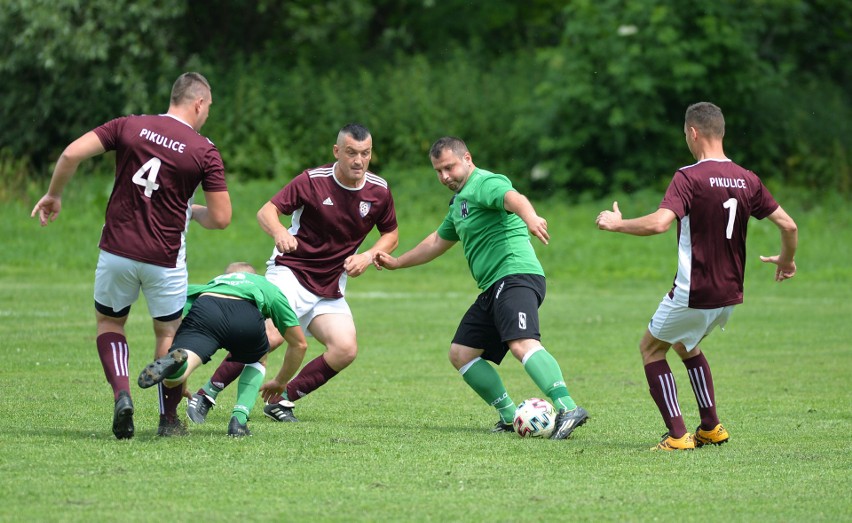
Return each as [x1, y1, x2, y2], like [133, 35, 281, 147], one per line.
[137, 262, 306, 436]
[374, 136, 588, 439]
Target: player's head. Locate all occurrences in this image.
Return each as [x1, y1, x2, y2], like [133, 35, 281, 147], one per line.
[333, 123, 372, 187]
[429, 136, 474, 193]
[685, 102, 725, 139]
[224, 262, 256, 274]
[170, 72, 213, 130]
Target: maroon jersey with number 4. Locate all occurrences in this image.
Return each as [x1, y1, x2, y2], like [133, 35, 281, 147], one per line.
[267, 163, 397, 298]
[93, 114, 227, 268]
[659, 159, 778, 309]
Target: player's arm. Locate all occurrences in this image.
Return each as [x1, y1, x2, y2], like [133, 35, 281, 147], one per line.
[31, 131, 105, 226]
[373, 231, 455, 270]
[191, 190, 232, 229]
[260, 325, 308, 402]
[257, 201, 298, 253]
[344, 227, 400, 277]
[504, 190, 549, 245]
[760, 205, 798, 281]
[596, 201, 677, 236]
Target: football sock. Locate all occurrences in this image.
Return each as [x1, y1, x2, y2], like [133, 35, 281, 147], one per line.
[233, 362, 265, 424]
[285, 355, 338, 402]
[683, 352, 719, 430]
[644, 359, 688, 438]
[159, 381, 184, 418]
[201, 355, 244, 399]
[460, 358, 516, 423]
[522, 346, 577, 411]
[96, 332, 130, 400]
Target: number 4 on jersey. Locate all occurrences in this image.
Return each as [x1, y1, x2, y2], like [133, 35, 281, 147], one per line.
[132, 157, 162, 197]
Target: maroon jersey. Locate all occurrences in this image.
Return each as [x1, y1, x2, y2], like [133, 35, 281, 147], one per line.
[93, 114, 227, 268]
[267, 163, 397, 298]
[659, 159, 778, 308]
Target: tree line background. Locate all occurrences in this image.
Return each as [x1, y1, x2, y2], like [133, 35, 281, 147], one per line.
[1, 0, 849, 200]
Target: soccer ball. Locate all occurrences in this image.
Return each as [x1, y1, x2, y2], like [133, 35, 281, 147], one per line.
[513, 398, 556, 438]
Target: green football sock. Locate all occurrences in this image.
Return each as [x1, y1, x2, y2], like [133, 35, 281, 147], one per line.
[461, 358, 516, 423]
[232, 363, 265, 424]
[202, 381, 223, 400]
[523, 347, 577, 411]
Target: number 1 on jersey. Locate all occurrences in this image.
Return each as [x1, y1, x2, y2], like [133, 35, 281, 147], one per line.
[132, 157, 162, 197]
[723, 197, 737, 239]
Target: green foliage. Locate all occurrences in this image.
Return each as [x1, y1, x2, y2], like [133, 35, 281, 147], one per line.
[2, 0, 849, 198]
[0, 0, 185, 169]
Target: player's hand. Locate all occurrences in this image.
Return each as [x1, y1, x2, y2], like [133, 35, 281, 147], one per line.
[527, 216, 549, 245]
[372, 251, 399, 270]
[274, 230, 298, 254]
[344, 251, 372, 277]
[31, 194, 62, 226]
[760, 255, 796, 282]
[596, 201, 622, 231]
[260, 380, 286, 403]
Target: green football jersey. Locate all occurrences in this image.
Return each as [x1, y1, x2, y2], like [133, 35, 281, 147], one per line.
[185, 272, 299, 333]
[436, 168, 544, 290]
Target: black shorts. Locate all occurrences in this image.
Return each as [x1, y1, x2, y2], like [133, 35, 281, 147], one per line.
[171, 295, 269, 364]
[452, 274, 546, 365]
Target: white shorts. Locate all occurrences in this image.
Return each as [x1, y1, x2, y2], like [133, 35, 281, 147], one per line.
[648, 294, 735, 351]
[94, 250, 187, 319]
[265, 265, 351, 336]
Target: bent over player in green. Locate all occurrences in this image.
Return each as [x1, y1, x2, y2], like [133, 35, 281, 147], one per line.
[373, 137, 588, 439]
[137, 262, 306, 436]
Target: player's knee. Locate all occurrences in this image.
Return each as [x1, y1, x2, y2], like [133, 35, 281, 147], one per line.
[328, 342, 358, 365]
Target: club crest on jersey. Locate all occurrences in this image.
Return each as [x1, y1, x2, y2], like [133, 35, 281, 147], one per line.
[460, 200, 469, 218]
[359, 201, 371, 217]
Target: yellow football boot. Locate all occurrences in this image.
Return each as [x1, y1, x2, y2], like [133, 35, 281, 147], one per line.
[694, 424, 730, 447]
[651, 432, 695, 451]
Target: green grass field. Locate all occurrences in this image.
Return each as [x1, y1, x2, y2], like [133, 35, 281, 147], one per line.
[1, 173, 850, 522]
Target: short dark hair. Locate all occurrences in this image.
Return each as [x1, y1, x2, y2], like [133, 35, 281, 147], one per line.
[429, 136, 468, 159]
[685, 102, 725, 138]
[338, 123, 371, 143]
[170, 72, 211, 106]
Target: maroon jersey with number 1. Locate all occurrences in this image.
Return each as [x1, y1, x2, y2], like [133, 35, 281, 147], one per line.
[93, 114, 227, 268]
[267, 163, 397, 299]
[659, 158, 778, 309]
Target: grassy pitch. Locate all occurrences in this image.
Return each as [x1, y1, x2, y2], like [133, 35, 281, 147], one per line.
[1, 175, 849, 521]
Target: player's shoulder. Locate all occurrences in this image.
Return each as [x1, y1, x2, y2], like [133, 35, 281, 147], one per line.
[364, 170, 389, 190]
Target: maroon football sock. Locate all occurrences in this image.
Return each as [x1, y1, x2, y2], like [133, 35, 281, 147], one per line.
[644, 360, 688, 438]
[683, 352, 719, 430]
[281, 355, 339, 403]
[159, 382, 185, 417]
[199, 355, 244, 395]
[96, 332, 130, 400]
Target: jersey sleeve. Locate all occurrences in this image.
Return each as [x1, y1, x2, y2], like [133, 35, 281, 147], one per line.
[200, 142, 227, 192]
[269, 172, 307, 215]
[750, 178, 779, 219]
[659, 170, 692, 218]
[375, 187, 398, 234]
[478, 174, 514, 210]
[91, 117, 125, 151]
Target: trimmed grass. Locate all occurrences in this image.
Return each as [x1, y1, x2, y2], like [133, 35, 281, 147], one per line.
[1, 176, 850, 522]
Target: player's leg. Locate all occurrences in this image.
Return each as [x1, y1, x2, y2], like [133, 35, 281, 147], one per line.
[640, 331, 695, 450]
[93, 250, 141, 440]
[229, 362, 266, 437]
[510, 340, 589, 440]
[672, 305, 734, 447]
[453, 346, 516, 432]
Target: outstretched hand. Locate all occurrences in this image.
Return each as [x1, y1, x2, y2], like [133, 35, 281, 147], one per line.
[259, 379, 286, 403]
[31, 194, 62, 226]
[596, 201, 622, 231]
[527, 216, 549, 245]
[760, 255, 796, 282]
[372, 251, 399, 271]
